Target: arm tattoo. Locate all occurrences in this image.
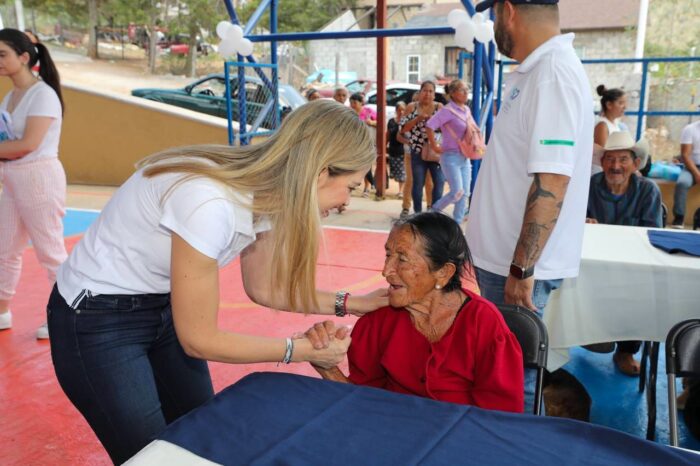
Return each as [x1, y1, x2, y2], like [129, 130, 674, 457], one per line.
[526, 174, 555, 212]
[515, 174, 569, 268]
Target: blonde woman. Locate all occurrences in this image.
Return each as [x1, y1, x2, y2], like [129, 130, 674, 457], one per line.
[47, 100, 387, 464]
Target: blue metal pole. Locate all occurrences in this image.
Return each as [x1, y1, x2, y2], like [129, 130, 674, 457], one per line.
[636, 61, 649, 141]
[458, 50, 464, 79]
[486, 8, 496, 143]
[225, 62, 234, 145]
[501, 56, 700, 66]
[222, 0, 238, 22]
[248, 26, 457, 42]
[243, 0, 272, 35]
[222, 0, 273, 92]
[238, 58, 247, 145]
[471, 42, 483, 193]
[270, 0, 279, 129]
[496, 61, 504, 114]
[460, 0, 476, 15]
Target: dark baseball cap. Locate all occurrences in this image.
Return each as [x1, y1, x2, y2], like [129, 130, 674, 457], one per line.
[475, 0, 558, 12]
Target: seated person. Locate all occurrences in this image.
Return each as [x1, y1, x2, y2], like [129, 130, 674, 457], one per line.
[586, 131, 662, 376]
[305, 212, 524, 413]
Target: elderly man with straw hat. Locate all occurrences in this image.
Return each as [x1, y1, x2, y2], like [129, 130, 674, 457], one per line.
[586, 130, 662, 375]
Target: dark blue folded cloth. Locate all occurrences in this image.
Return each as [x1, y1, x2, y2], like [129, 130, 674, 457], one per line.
[648, 230, 700, 256]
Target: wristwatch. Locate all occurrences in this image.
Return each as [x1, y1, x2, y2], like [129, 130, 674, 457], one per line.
[509, 262, 535, 280]
[334, 291, 350, 317]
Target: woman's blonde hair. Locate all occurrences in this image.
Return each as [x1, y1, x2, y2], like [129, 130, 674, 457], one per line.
[137, 100, 375, 311]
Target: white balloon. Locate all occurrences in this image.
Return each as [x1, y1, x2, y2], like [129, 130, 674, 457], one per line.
[218, 39, 237, 59]
[455, 19, 475, 38]
[485, 20, 495, 42]
[455, 26, 474, 49]
[463, 39, 475, 53]
[474, 22, 492, 43]
[236, 38, 254, 57]
[225, 24, 243, 42]
[216, 21, 233, 40]
[447, 9, 469, 29]
[472, 12, 486, 24]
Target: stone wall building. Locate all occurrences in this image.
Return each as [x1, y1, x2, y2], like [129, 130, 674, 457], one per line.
[309, 1, 643, 94]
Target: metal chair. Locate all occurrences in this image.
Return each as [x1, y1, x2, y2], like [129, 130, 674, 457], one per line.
[665, 319, 700, 446]
[661, 202, 668, 228]
[496, 304, 549, 415]
[636, 201, 669, 439]
[639, 341, 660, 440]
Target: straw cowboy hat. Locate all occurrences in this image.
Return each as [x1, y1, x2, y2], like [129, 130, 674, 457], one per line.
[602, 131, 650, 168]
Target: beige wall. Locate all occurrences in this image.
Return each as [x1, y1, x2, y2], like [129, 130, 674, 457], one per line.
[0, 80, 237, 186]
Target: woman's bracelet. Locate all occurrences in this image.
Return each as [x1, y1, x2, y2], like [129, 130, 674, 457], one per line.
[335, 291, 350, 317]
[281, 337, 294, 364]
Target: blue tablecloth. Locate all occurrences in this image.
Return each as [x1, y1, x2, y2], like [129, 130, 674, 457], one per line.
[141, 372, 698, 466]
[648, 230, 700, 256]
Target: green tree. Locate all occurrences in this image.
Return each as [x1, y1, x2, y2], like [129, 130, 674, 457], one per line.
[238, 0, 357, 33]
[166, 0, 228, 77]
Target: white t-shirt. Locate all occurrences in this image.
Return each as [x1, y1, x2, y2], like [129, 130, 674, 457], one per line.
[465, 34, 594, 280]
[57, 164, 270, 307]
[680, 120, 700, 165]
[0, 81, 62, 163]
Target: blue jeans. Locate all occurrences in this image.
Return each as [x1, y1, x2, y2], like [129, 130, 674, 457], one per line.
[410, 149, 444, 212]
[673, 164, 700, 218]
[48, 285, 214, 464]
[475, 267, 562, 414]
[431, 151, 471, 223]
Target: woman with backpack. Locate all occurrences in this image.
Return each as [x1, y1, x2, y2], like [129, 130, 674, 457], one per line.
[426, 79, 479, 225]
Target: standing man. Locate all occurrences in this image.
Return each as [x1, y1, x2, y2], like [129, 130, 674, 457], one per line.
[671, 119, 700, 228]
[466, 0, 593, 314]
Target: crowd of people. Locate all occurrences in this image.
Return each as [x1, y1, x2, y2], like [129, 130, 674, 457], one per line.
[1, 0, 699, 462]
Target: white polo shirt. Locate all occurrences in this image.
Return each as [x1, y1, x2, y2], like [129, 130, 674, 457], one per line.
[465, 33, 593, 280]
[57, 163, 270, 307]
[680, 120, 700, 165]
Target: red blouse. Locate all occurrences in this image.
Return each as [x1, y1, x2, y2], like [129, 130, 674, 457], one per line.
[347, 289, 524, 413]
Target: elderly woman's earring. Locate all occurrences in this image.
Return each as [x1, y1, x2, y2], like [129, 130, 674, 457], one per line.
[435, 284, 441, 290]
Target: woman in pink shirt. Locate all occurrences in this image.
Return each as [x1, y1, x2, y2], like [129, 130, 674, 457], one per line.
[426, 79, 474, 225]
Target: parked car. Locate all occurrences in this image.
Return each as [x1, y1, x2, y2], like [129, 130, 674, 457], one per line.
[364, 83, 447, 120]
[316, 78, 379, 98]
[132, 74, 305, 129]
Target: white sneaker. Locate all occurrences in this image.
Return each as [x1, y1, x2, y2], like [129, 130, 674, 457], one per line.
[36, 322, 49, 340]
[0, 311, 11, 330]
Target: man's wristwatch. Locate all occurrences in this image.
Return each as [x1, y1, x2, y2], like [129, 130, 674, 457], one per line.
[509, 262, 535, 280]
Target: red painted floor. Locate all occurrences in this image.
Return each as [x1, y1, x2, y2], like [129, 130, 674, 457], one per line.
[2, 227, 478, 465]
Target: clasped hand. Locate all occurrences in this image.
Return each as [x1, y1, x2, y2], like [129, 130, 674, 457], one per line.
[292, 320, 352, 369]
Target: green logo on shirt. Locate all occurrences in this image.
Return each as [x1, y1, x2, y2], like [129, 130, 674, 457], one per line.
[539, 139, 575, 147]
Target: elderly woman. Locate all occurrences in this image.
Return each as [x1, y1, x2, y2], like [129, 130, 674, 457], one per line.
[306, 212, 524, 413]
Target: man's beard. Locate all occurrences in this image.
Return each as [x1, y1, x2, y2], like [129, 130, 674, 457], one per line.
[495, 23, 514, 58]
